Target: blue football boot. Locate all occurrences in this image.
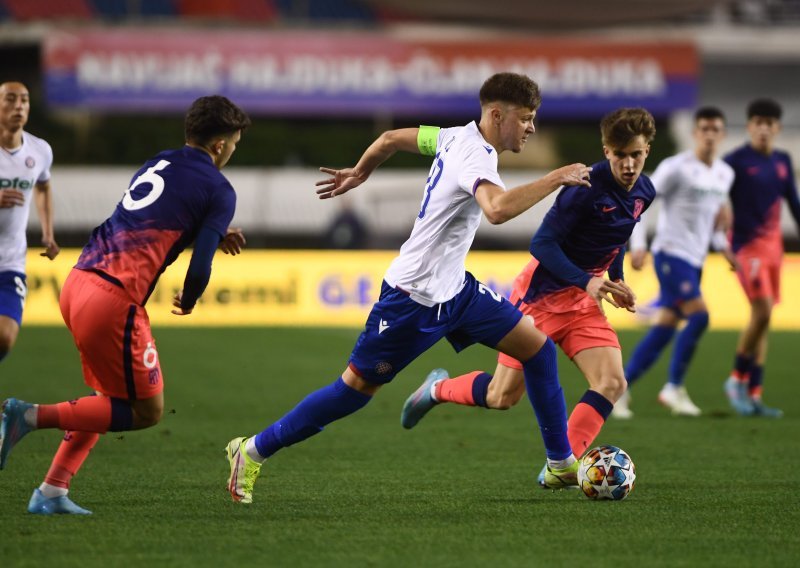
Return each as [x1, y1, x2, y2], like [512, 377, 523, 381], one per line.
[724, 377, 754, 416]
[751, 399, 783, 418]
[401, 369, 448, 429]
[28, 489, 92, 515]
[0, 398, 34, 470]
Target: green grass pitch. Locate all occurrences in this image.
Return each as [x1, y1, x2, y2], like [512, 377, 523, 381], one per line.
[1, 326, 799, 567]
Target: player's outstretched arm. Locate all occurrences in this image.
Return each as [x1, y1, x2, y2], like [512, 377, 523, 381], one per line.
[316, 128, 420, 199]
[34, 181, 59, 260]
[172, 226, 222, 316]
[219, 227, 246, 256]
[531, 223, 631, 314]
[474, 163, 591, 225]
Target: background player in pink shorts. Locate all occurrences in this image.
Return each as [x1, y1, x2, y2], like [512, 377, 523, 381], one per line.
[401, 108, 656, 487]
[723, 99, 800, 417]
[0, 95, 250, 514]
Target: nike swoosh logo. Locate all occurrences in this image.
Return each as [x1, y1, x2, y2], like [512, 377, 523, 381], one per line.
[602, 206, 617, 213]
[484, 145, 493, 154]
[378, 320, 390, 334]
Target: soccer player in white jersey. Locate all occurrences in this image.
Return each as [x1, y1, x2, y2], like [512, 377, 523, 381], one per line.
[0, 82, 59, 364]
[618, 107, 735, 417]
[225, 72, 607, 503]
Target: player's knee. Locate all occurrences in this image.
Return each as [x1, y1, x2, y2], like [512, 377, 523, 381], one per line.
[0, 329, 16, 353]
[752, 310, 771, 329]
[597, 374, 627, 402]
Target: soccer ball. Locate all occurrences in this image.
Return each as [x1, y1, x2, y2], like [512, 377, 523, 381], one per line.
[578, 445, 636, 500]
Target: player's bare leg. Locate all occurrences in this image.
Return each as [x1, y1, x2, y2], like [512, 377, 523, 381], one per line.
[0, 315, 19, 363]
[401, 362, 525, 429]
[737, 297, 772, 357]
[485, 364, 526, 409]
[574, 347, 626, 404]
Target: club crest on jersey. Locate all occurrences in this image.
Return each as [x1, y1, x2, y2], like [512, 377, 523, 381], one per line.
[776, 162, 789, 180]
[632, 199, 644, 220]
[25, 156, 35, 168]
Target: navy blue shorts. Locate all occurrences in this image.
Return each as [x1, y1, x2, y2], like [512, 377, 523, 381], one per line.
[0, 271, 27, 325]
[653, 252, 702, 312]
[349, 272, 523, 384]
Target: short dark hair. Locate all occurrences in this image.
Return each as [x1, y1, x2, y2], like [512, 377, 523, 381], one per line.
[600, 107, 656, 148]
[747, 98, 782, 120]
[184, 95, 251, 145]
[694, 106, 726, 123]
[479, 73, 542, 111]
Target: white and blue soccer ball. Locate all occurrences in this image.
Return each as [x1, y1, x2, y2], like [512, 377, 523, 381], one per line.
[578, 445, 636, 500]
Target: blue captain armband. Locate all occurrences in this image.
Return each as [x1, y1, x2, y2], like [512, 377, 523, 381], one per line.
[417, 125, 441, 156]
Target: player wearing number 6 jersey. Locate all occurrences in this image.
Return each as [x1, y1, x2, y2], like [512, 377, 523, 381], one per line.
[225, 72, 593, 504]
[0, 95, 250, 514]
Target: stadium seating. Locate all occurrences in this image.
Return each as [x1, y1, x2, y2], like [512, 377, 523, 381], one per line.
[0, 0, 375, 22]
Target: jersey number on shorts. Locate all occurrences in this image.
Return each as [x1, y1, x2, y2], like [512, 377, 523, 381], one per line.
[418, 152, 443, 219]
[14, 275, 26, 307]
[478, 283, 502, 302]
[749, 258, 761, 280]
[122, 160, 171, 211]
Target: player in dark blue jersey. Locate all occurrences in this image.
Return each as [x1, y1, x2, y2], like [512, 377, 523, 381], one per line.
[0, 95, 250, 515]
[723, 99, 800, 417]
[403, 108, 654, 487]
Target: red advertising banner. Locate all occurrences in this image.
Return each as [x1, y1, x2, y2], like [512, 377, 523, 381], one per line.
[44, 29, 698, 117]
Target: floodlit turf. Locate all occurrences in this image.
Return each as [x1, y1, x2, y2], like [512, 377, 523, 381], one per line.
[1, 326, 799, 567]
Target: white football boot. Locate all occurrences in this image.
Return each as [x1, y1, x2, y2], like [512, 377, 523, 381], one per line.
[658, 384, 701, 416]
[611, 390, 633, 420]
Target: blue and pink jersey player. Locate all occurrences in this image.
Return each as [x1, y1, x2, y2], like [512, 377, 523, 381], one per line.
[66, 146, 235, 400]
[76, 146, 235, 306]
[499, 158, 655, 367]
[724, 144, 800, 303]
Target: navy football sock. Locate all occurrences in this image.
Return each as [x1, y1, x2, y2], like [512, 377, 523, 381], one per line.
[734, 353, 754, 377]
[749, 364, 764, 393]
[624, 325, 675, 385]
[254, 377, 372, 458]
[522, 338, 571, 461]
[668, 311, 708, 386]
[471, 372, 493, 408]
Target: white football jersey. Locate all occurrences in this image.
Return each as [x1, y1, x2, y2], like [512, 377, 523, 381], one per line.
[630, 150, 734, 267]
[384, 122, 504, 306]
[0, 132, 53, 273]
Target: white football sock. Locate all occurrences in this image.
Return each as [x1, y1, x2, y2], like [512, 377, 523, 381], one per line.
[245, 437, 267, 464]
[547, 455, 577, 470]
[39, 482, 68, 499]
